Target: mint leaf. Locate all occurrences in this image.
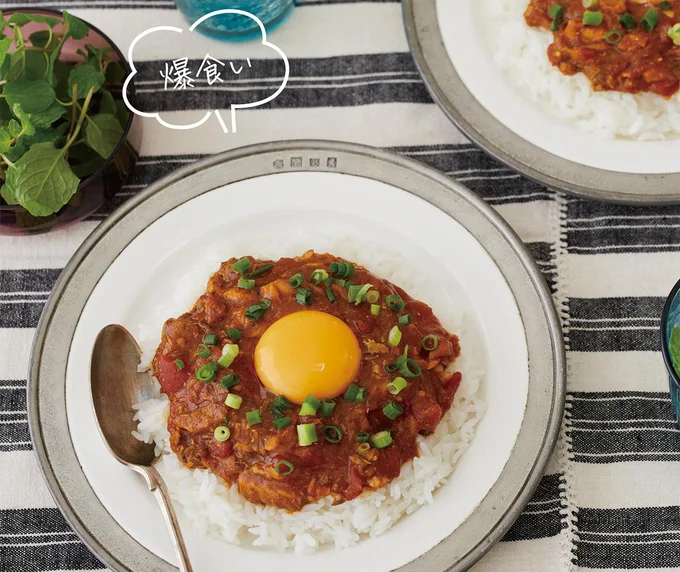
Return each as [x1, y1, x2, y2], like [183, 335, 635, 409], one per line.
[8, 13, 60, 27]
[68, 64, 104, 99]
[0, 127, 12, 153]
[69, 142, 105, 178]
[0, 179, 18, 205]
[99, 89, 116, 115]
[4, 79, 55, 113]
[29, 30, 51, 49]
[22, 123, 68, 148]
[8, 119, 20, 137]
[5, 142, 79, 216]
[105, 61, 126, 84]
[63, 11, 89, 40]
[5, 137, 27, 163]
[670, 326, 680, 378]
[29, 101, 65, 129]
[84, 113, 123, 158]
[11, 103, 35, 137]
[0, 36, 12, 69]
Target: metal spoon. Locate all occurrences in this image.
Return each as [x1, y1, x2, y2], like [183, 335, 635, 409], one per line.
[91, 324, 194, 572]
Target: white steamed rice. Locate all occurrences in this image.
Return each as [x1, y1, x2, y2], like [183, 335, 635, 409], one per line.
[486, 0, 680, 140]
[131, 238, 485, 554]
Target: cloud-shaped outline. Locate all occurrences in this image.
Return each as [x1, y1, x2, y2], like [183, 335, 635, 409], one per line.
[122, 9, 290, 133]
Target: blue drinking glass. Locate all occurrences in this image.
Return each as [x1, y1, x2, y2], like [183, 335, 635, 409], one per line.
[660, 278, 680, 428]
[175, 0, 295, 39]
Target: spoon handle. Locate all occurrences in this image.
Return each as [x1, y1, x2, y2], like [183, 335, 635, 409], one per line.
[145, 466, 194, 572]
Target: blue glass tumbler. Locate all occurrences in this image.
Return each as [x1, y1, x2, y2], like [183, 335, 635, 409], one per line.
[660, 278, 680, 428]
[174, 0, 295, 39]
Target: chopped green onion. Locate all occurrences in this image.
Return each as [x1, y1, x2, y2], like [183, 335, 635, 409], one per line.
[220, 373, 240, 389]
[320, 399, 336, 417]
[297, 423, 318, 446]
[399, 358, 422, 378]
[367, 290, 380, 304]
[334, 278, 346, 288]
[299, 395, 321, 416]
[370, 430, 393, 449]
[347, 284, 362, 303]
[387, 376, 408, 395]
[323, 425, 343, 443]
[214, 425, 230, 441]
[310, 269, 328, 285]
[354, 283, 373, 305]
[223, 416, 229, 426]
[273, 395, 293, 410]
[385, 294, 405, 312]
[324, 276, 333, 287]
[173, 359, 185, 370]
[605, 29, 622, 44]
[370, 304, 381, 316]
[548, 3, 564, 18]
[275, 460, 294, 475]
[581, 0, 597, 7]
[619, 12, 636, 29]
[398, 314, 412, 326]
[344, 382, 367, 402]
[669, 22, 680, 45]
[582, 10, 603, 26]
[270, 405, 285, 419]
[226, 328, 242, 341]
[356, 432, 370, 443]
[231, 256, 251, 275]
[196, 344, 211, 358]
[244, 264, 273, 279]
[357, 442, 371, 453]
[203, 334, 219, 346]
[289, 273, 304, 287]
[330, 261, 355, 278]
[245, 299, 271, 320]
[246, 410, 262, 426]
[238, 278, 256, 290]
[382, 401, 404, 420]
[195, 362, 218, 382]
[218, 344, 239, 368]
[388, 326, 402, 347]
[296, 287, 312, 306]
[640, 8, 659, 32]
[660, 1, 672, 10]
[225, 393, 242, 409]
[325, 288, 336, 303]
[422, 334, 439, 351]
[274, 416, 291, 430]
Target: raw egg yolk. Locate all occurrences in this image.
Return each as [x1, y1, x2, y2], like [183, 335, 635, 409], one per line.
[254, 310, 361, 404]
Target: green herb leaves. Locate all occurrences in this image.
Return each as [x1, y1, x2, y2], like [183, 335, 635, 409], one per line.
[68, 64, 104, 99]
[63, 12, 89, 40]
[85, 113, 123, 158]
[4, 79, 55, 113]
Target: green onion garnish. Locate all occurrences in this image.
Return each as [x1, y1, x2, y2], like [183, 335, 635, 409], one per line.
[398, 314, 412, 326]
[347, 284, 362, 303]
[310, 269, 328, 285]
[226, 328, 242, 341]
[329, 261, 355, 278]
[370, 430, 393, 449]
[325, 288, 336, 303]
[274, 460, 294, 475]
[195, 362, 218, 382]
[581, 0, 597, 7]
[231, 256, 251, 275]
[371, 304, 381, 316]
[213, 425, 230, 441]
[669, 22, 680, 44]
[422, 334, 439, 351]
[334, 278, 346, 288]
[400, 358, 422, 378]
[173, 359, 185, 370]
[619, 12, 636, 29]
[382, 401, 404, 420]
[246, 410, 262, 426]
[387, 376, 408, 395]
[271, 405, 285, 419]
[582, 10, 603, 26]
[366, 290, 380, 304]
[220, 373, 240, 389]
[356, 432, 370, 443]
[357, 442, 371, 453]
[344, 382, 366, 402]
[640, 8, 658, 32]
[274, 417, 291, 430]
[549, 3, 564, 30]
[296, 287, 312, 306]
[196, 344, 211, 358]
[245, 299, 271, 320]
[323, 425, 343, 443]
[203, 334, 219, 346]
[273, 395, 292, 410]
[297, 423, 318, 446]
[354, 283, 373, 305]
[218, 344, 239, 368]
[244, 264, 273, 279]
[388, 326, 402, 347]
[225, 393, 242, 409]
[289, 273, 304, 287]
[238, 278, 256, 290]
[320, 399, 336, 417]
[660, 0, 672, 10]
[385, 294, 405, 312]
[605, 30, 622, 44]
[299, 395, 321, 416]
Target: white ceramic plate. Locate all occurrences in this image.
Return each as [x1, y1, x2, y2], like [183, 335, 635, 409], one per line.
[29, 141, 564, 572]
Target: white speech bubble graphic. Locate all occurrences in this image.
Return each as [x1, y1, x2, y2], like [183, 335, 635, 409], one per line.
[122, 10, 290, 133]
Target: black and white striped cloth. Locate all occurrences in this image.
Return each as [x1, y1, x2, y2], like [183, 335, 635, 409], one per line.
[1, 1, 679, 570]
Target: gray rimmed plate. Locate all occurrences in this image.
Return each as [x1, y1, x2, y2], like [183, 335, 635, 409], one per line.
[403, 0, 680, 204]
[28, 140, 565, 572]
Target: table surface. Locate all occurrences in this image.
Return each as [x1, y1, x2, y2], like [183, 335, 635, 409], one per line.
[1, 1, 679, 571]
